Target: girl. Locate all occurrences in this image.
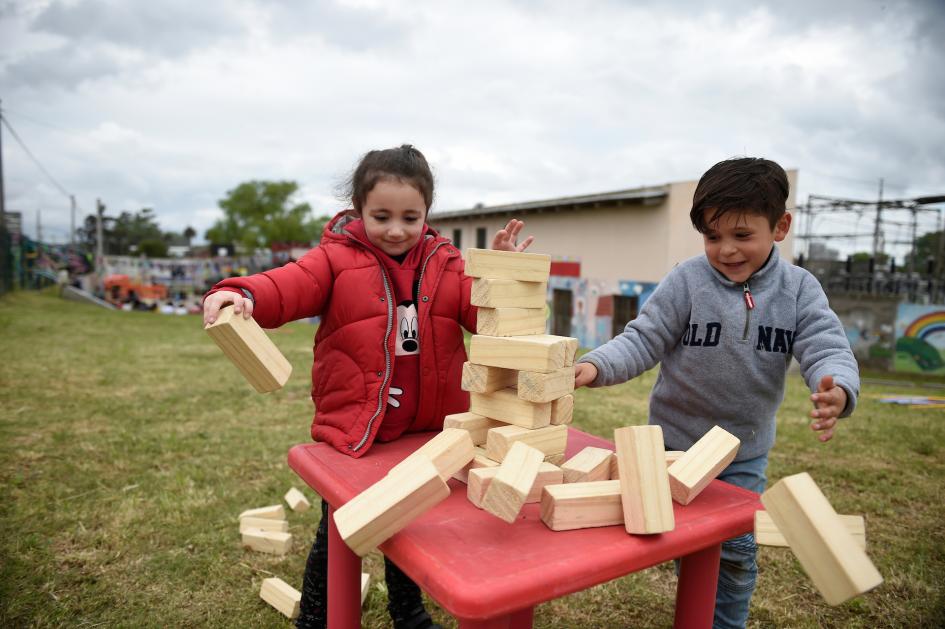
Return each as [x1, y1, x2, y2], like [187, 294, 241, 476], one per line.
[203, 145, 532, 629]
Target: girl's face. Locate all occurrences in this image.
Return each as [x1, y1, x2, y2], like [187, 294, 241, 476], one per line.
[360, 179, 428, 257]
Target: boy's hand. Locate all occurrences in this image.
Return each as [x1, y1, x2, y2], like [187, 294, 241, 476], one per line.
[492, 219, 534, 252]
[203, 291, 253, 326]
[809, 375, 847, 443]
[574, 362, 598, 388]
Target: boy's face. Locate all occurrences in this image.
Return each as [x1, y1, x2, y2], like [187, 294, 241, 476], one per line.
[702, 209, 791, 283]
[360, 179, 428, 257]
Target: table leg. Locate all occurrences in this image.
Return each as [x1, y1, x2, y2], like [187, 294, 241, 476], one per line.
[458, 607, 534, 629]
[327, 505, 361, 629]
[674, 543, 721, 629]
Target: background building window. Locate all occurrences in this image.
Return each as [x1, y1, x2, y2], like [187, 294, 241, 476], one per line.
[452, 229, 462, 250]
[476, 227, 487, 249]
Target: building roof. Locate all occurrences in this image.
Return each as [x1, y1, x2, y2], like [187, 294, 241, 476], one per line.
[433, 184, 670, 220]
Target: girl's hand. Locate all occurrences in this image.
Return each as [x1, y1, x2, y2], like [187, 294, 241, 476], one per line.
[203, 291, 253, 326]
[574, 362, 598, 388]
[492, 219, 534, 252]
[809, 375, 847, 443]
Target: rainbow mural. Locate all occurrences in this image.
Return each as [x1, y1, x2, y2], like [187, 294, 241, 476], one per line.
[895, 305, 945, 373]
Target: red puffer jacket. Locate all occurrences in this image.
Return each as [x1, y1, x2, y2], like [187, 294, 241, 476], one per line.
[209, 211, 477, 457]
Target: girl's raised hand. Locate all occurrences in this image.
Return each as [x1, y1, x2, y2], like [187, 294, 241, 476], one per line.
[203, 290, 253, 326]
[492, 219, 534, 252]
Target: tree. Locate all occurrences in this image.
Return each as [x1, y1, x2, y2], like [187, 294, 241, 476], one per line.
[183, 226, 196, 247]
[76, 205, 169, 256]
[905, 230, 945, 276]
[205, 181, 326, 251]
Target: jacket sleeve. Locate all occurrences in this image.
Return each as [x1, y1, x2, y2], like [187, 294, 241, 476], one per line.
[791, 273, 860, 417]
[206, 245, 334, 329]
[578, 267, 690, 387]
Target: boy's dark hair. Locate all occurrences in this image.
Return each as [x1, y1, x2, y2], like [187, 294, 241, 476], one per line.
[345, 144, 435, 213]
[690, 157, 789, 233]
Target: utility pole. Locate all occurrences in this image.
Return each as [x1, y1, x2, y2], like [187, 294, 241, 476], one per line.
[36, 208, 42, 243]
[872, 178, 884, 258]
[95, 198, 105, 289]
[907, 206, 918, 276]
[0, 97, 8, 294]
[70, 194, 76, 247]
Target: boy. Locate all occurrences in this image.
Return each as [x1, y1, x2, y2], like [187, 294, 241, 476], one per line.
[573, 157, 858, 629]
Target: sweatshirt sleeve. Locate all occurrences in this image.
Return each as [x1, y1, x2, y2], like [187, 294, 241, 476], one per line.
[791, 273, 860, 417]
[578, 266, 691, 387]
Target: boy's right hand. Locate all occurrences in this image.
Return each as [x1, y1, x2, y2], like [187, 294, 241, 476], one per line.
[203, 291, 253, 326]
[574, 362, 598, 388]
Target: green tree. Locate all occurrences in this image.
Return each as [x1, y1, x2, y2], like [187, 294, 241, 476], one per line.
[77, 206, 167, 256]
[205, 181, 326, 251]
[905, 230, 945, 275]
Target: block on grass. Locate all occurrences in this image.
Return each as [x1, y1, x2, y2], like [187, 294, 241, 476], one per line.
[614, 426, 675, 534]
[240, 517, 289, 534]
[485, 424, 568, 462]
[239, 505, 286, 521]
[755, 510, 866, 549]
[611, 450, 684, 479]
[205, 305, 292, 393]
[471, 278, 547, 309]
[334, 458, 450, 557]
[452, 446, 501, 483]
[481, 442, 545, 523]
[668, 425, 740, 505]
[550, 394, 575, 425]
[518, 366, 575, 403]
[361, 573, 370, 606]
[388, 428, 475, 481]
[260, 577, 301, 619]
[461, 362, 517, 393]
[477, 307, 546, 336]
[540, 480, 623, 531]
[468, 462, 563, 507]
[464, 248, 552, 282]
[469, 334, 578, 373]
[761, 472, 882, 605]
[469, 388, 551, 429]
[242, 529, 293, 555]
[561, 447, 613, 483]
[284, 487, 310, 512]
[443, 411, 505, 446]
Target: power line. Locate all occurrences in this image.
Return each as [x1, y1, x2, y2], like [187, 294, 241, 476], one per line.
[0, 112, 72, 200]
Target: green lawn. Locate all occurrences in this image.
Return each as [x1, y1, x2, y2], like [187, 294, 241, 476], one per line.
[1, 290, 943, 627]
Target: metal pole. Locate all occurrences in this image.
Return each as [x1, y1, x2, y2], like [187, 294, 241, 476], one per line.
[0, 98, 8, 293]
[96, 198, 104, 291]
[872, 178, 884, 258]
[70, 194, 76, 247]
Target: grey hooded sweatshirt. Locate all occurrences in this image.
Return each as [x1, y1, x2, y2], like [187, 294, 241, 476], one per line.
[579, 247, 859, 461]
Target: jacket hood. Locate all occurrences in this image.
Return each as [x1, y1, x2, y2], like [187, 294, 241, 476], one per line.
[321, 209, 444, 248]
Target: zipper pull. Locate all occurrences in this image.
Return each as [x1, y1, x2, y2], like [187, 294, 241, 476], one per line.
[743, 283, 755, 310]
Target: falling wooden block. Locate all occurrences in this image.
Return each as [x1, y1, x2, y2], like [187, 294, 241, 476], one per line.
[205, 305, 292, 393]
[668, 425, 740, 505]
[361, 573, 370, 605]
[464, 248, 552, 282]
[550, 394, 574, 425]
[461, 362, 517, 393]
[260, 577, 301, 619]
[469, 388, 551, 429]
[615, 426, 675, 534]
[486, 424, 568, 462]
[518, 366, 575, 403]
[755, 510, 866, 549]
[239, 517, 289, 534]
[452, 446, 501, 483]
[239, 505, 286, 521]
[477, 307, 547, 336]
[242, 529, 293, 555]
[561, 447, 613, 483]
[611, 450, 684, 479]
[443, 412, 505, 446]
[388, 428, 475, 481]
[471, 278, 547, 309]
[469, 334, 578, 373]
[481, 442, 545, 523]
[540, 480, 623, 531]
[284, 487, 310, 512]
[468, 462, 563, 507]
[761, 473, 883, 605]
[334, 458, 450, 557]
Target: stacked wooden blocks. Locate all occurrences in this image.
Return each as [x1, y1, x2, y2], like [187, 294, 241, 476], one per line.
[239, 505, 292, 555]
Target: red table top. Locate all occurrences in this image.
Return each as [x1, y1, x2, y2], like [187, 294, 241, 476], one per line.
[288, 428, 761, 620]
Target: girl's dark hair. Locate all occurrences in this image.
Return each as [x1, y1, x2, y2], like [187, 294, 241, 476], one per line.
[343, 144, 435, 213]
[690, 157, 789, 233]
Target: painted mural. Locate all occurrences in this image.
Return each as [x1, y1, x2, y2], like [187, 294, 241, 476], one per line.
[894, 304, 945, 373]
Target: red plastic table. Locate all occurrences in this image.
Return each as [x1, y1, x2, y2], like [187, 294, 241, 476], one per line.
[288, 428, 761, 629]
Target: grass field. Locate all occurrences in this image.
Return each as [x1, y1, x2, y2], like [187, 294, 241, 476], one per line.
[1, 289, 944, 628]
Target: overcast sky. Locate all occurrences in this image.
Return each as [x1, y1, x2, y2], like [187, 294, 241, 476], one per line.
[2, 0, 943, 259]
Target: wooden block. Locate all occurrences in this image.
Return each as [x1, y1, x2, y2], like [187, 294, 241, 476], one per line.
[668, 426, 740, 505]
[469, 334, 578, 373]
[284, 487, 310, 512]
[611, 450, 684, 479]
[544, 452, 566, 466]
[477, 307, 546, 337]
[452, 446, 500, 483]
[461, 362, 518, 393]
[561, 447, 613, 483]
[486, 424, 568, 462]
[443, 411, 505, 446]
[550, 394, 574, 425]
[239, 517, 289, 534]
[464, 248, 552, 282]
[468, 462, 563, 507]
[755, 510, 866, 549]
[469, 388, 551, 429]
[388, 428, 475, 481]
[761, 473, 882, 605]
[205, 305, 292, 393]
[481, 442, 545, 523]
[361, 573, 370, 605]
[615, 426, 675, 534]
[242, 529, 293, 555]
[471, 278, 547, 309]
[334, 458, 450, 557]
[540, 480, 623, 531]
[260, 577, 301, 619]
[518, 367, 575, 403]
[238, 505, 286, 521]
